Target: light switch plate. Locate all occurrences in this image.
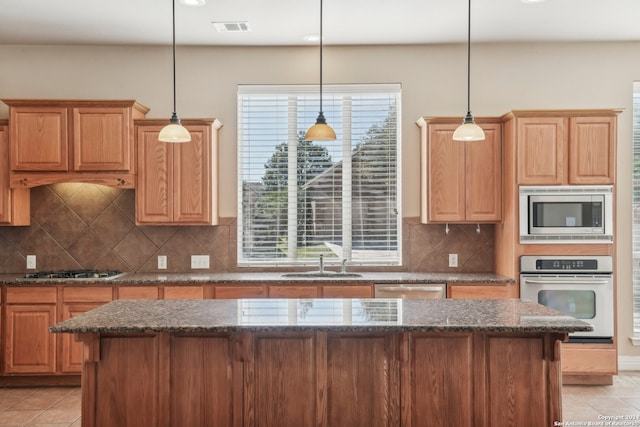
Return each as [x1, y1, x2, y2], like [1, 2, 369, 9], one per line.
[191, 255, 210, 269]
[158, 255, 167, 270]
[448, 253, 458, 268]
[26, 255, 37, 270]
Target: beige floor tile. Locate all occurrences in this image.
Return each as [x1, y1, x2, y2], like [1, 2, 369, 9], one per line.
[30, 408, 81, 424]
[0, 409, 43, 426]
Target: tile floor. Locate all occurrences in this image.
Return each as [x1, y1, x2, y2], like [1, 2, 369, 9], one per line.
[0, 373, 639, 426]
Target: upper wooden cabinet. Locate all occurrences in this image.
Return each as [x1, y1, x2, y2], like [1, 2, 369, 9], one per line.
[2, 99, 149, 188]
[135, 119, 222, 225]
[0, 121, 30, 225]
[417, 117, 502, 223]
[508, 111, 619, 185]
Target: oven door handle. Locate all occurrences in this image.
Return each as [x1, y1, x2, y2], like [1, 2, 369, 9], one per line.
[522, 279, 610, 285]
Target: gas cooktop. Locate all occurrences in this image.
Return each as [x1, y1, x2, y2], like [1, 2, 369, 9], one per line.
[24, 269, 124, 279]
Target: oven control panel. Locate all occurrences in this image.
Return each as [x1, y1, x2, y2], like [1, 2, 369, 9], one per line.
[520, 255, 613, 274]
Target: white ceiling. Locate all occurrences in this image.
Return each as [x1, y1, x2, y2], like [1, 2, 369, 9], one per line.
[1, 0, 639, 47]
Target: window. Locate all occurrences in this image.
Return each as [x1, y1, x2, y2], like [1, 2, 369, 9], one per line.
[237, 84, 401, 267]
[633, 81, 640, 343]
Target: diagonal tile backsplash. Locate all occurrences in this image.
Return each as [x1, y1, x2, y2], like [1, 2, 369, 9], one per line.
[0, 184, 495, 274]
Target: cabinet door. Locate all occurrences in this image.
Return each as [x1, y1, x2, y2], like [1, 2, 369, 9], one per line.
[60, 286, 113, 373]
[569, 116, 616, 184]
[5, 304, 57, 374]
[136, 126, 173, 224]
[516, 117, 567, 184]
[173, 125, 214, 224]
[0, 125, 30, 225]
[465, 123, 502, 221]
[73, 107, 132, 172]
[425, 124, 465, 222]
[10, 106, 69, 171]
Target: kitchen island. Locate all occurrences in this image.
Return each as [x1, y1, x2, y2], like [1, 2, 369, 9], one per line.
[50, 298, 591, 427]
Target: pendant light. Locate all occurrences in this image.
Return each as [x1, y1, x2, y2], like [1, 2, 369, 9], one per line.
[452, 0, 485, 141]
[305, 0, 336, 141]
[159, 0, 191, 143]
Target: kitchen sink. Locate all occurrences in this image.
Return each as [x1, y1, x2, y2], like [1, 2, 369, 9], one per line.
[281, 271, 363, 278]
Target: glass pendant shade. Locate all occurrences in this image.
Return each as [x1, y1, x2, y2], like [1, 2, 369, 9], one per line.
[159, 113, 191, 143]
[305, 112, 336, 141]
[306, 0, 336, 141]
[455, 0, 485, 142]
[159, 0, 191, 143]
[453, 112, 485, 141]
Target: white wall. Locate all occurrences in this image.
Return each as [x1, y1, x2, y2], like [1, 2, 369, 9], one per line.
[1, 41, 638, 357]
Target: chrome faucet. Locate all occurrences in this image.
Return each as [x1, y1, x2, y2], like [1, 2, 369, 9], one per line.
[319, 254, 324, 274]
[341, 259, 347, 273]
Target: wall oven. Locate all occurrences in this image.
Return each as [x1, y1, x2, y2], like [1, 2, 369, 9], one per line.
[519, 185, 613, 243]
[520, 255, 613, 343]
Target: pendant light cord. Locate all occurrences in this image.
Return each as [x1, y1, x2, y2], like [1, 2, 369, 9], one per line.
[172, 0, 177, 115]
[319, 0, 324, 115]
[466, 0, 471, 115]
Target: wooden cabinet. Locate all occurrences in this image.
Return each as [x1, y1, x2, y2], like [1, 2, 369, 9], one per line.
[3, 99, 148, 188]
[269, 285, 320, 298]
[4, 287, 58, 374]
[511, 112, 617, 185]
[162, 285, 206, 299]
[447, 282, 515, 299]
[417, 118, 502, 223]
[116, 286, 159, 300]
[215, 285, 267, 299]
[322, 284, 373, 298]
[0, 121, 29, 225]
[59, 286, 112, 373]
[135, 119, 222, 225]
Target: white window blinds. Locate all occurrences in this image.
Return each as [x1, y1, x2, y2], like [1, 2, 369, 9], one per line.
[237, 84, 402, 267]
[633, 82, 640, 341]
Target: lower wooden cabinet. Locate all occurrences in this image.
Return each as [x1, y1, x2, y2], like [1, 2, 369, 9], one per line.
[162, 285, 206, 299]
[60, 286, 113, 373]
[322, 284, 373, 298]
[214, 285, 267, 299]
[447, 282, 516, 299]
[269, 285, 320, 298]
[4, 287, 58, 374]
[116, 286, 159, 300]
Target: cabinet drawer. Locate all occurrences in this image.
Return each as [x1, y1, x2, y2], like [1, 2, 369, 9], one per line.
[63, 286, 113, 303]
[322, 285, 373, 298]
[561, 344, 617, 375]
[163, 286, 205, 300]
[117, 286, 159, 300]
[447, 283, 514, 299]
[215, 285, 267, 299]
[6, 286, 57, 304]
[269, 285, 320, 298]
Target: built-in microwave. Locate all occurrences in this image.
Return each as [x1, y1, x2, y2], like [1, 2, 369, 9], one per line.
[519, 185, 613, 243]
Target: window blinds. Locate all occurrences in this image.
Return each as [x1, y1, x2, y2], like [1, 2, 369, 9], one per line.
[237, 84, 401, 267]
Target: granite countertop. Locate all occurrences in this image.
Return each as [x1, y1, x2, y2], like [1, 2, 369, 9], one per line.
[0, 272, 515, 286]
[49, 298, 591, 334]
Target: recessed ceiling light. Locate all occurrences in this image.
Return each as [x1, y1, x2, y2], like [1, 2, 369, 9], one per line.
[212, 21, 251, 33]
[304, 35, 321, 42]
[180, 0, 206, 6]
[521, 0, 546, 3]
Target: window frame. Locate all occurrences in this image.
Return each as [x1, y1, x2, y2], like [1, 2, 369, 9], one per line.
[236, 83, 402, 268]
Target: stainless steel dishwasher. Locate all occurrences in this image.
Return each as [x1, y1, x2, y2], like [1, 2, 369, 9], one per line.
[374, 283, 446, 299]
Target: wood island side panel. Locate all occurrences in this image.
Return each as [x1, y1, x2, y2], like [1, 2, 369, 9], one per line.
[79, 331, 566, 427]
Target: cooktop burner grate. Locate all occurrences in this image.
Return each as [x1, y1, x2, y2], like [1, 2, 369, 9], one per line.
[24, 269, 123, 279]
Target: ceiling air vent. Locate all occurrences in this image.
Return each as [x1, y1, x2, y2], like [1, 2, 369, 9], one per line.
[213, 21, 250, 32]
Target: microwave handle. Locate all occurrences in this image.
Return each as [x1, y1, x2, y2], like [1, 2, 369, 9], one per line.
[522, 278, 610, 285]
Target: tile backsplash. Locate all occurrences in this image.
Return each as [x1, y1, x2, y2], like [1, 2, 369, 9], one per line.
[0, 184, 494, 274]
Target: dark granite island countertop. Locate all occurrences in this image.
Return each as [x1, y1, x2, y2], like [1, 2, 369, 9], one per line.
[54, 299, 587, 427]
[50, 298, 591, 334]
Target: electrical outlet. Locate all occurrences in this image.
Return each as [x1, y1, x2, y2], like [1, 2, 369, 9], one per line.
[448, 253, 458, 268]
[26, 255, 37, 270]
[191, 255, 210, 269]
[158, 255, 168, 270]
